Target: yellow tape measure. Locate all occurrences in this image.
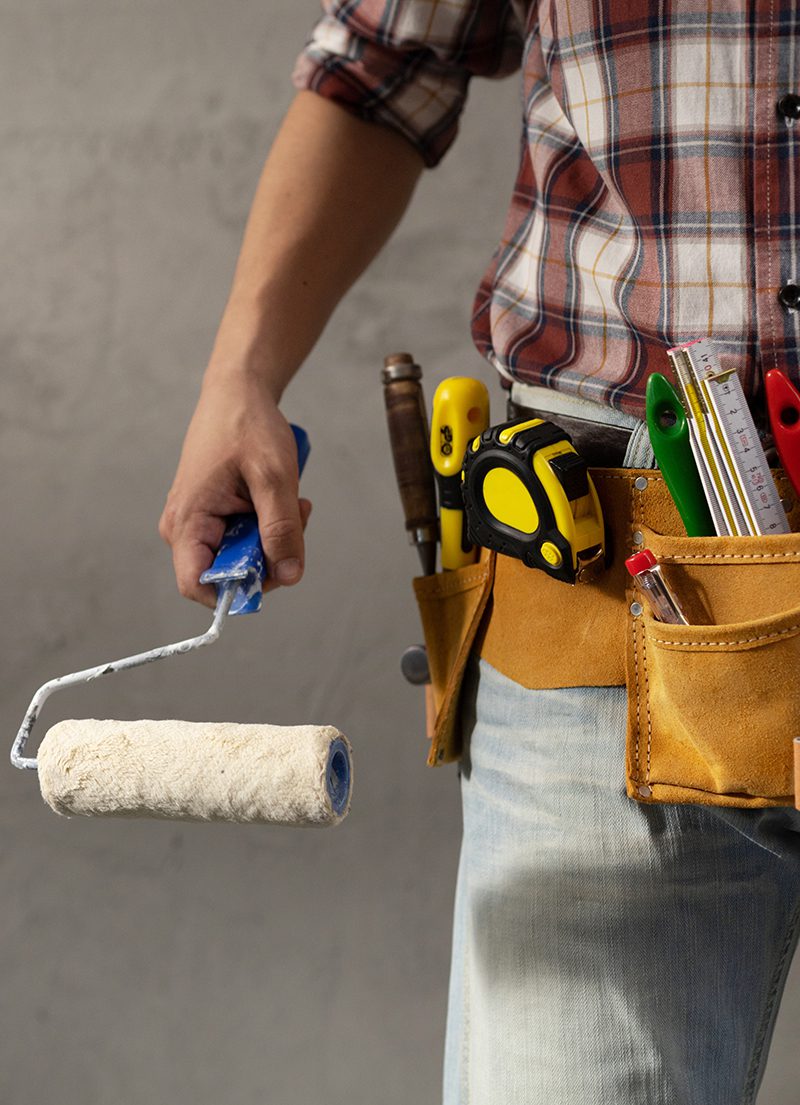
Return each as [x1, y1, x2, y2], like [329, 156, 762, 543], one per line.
[461, 418, 605, 584]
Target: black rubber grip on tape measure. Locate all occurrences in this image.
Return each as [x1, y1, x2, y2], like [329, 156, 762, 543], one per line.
[509, 420, 569, 453]
[461, 418, 579, 584]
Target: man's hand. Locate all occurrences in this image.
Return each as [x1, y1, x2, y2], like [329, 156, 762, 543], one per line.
[159, 93, 422, 606]
[159, 369, 312, 609]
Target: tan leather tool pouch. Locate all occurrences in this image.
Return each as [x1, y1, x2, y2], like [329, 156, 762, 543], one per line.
[626, 525, 800, 808]
[412, 468, 800, 810]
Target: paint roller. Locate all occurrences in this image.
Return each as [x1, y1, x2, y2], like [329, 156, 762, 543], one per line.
[10, 425, 353, 826]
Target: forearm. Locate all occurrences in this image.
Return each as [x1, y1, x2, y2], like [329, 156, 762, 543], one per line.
[207, 90, 425, 399]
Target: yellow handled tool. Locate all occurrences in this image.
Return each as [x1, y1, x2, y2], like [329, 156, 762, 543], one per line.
[461, 417, 605, 584]
[430, 377, 491, 569]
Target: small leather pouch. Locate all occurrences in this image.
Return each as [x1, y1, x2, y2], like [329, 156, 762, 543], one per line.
[625, 526, 800, 807]
[412, 548, 495, 765]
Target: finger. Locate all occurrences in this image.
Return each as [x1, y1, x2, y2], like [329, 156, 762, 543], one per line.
[170, 515, 226, 607]
[262, 499, 313, 594]
[159, 490, 251, 546]
[250, 477, 306, 587]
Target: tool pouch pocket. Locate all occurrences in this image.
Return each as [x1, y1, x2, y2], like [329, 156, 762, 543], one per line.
[412, 549, 496, 766]
[626, 526, 800, 808]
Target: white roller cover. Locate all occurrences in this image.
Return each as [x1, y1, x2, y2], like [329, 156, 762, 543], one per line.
[37, 719, 352, 825]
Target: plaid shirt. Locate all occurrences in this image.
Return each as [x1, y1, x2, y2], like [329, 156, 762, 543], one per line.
[294, 1, 800, 418]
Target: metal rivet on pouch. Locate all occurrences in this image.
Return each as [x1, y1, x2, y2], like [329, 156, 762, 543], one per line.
[634, 476, 648, 491]
[630, 601, 643, 617]
[632, 530, 644, 545]
[638, 784, 652, 798]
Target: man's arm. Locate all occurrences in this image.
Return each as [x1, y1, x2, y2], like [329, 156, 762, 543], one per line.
[159, 91, 424, 606]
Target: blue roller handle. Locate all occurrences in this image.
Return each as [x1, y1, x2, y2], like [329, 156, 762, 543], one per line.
[199, 424, 310, 615]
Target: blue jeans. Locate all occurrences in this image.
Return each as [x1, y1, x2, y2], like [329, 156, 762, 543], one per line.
[443, 385, 800, 1104]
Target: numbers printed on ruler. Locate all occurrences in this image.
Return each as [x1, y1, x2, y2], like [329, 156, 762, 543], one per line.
[668, 338, 790, 536]
[720, 382, 774, 505]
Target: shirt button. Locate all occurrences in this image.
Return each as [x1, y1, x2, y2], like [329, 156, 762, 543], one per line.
[777, 93, 800, 120]
[778, 284, 800, 310]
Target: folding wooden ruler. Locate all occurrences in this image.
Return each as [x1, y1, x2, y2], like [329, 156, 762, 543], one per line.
[667, 339, 789, 536]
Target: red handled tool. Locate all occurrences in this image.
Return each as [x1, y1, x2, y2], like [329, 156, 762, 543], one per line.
[765, 369, 800, 498]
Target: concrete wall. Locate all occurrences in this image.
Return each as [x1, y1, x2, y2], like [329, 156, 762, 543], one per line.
[0, 2, 796, 1102]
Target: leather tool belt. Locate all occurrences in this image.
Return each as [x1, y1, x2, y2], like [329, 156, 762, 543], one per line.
[413, 466, 800, 810]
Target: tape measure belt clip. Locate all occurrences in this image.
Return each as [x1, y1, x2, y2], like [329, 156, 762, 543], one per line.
[461, 418, 605, 585]
[437, 473, 465, 511]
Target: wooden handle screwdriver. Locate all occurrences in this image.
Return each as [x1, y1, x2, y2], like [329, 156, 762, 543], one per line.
[381, 352, 439, 576]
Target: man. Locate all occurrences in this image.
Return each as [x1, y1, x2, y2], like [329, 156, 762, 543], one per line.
[159, 2, 800, 1101]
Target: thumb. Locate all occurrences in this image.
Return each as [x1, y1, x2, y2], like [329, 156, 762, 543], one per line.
[249, 473, 306, 586]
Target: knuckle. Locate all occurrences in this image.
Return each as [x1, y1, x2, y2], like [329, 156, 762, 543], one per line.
[245, 454, 298, 492]
[244, 456, 282, 485]
[159, 497, 182, 537]
[260, 517, 299, 545]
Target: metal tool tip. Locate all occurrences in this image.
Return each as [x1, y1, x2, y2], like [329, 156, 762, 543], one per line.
[382, 353, 422, 383]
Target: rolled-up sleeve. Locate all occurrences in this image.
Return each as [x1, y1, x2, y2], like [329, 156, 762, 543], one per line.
[292, 1, 523, 167]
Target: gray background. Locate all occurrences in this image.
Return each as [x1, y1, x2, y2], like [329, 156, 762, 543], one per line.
[0, 2, 796, 1102]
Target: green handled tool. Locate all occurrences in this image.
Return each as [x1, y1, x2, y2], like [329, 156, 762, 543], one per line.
[645, 372, 714, 537]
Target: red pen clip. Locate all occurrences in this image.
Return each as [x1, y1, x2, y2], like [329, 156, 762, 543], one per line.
[765, 368, 800, 498]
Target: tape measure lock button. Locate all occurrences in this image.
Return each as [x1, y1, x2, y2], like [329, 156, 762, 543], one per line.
[540, 541, 563, 568]
[548, 452, 589, 501]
